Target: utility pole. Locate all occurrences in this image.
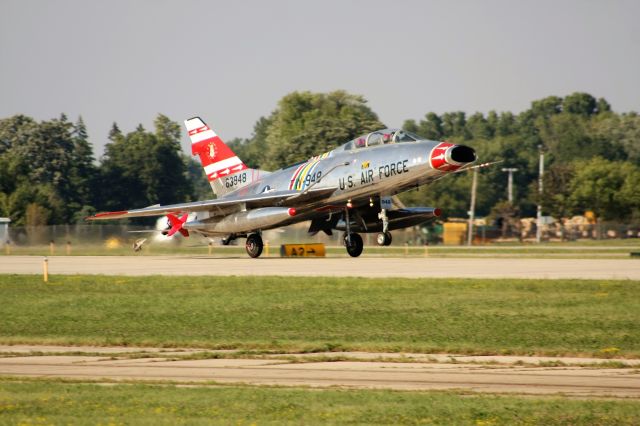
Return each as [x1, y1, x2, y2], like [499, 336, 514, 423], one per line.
[467, 167, 478, 246]
[501, 168, 518, 203]
[536, 145, 545, 243]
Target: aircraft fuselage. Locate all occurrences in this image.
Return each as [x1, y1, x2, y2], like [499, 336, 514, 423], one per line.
[89, 119, 478, 257]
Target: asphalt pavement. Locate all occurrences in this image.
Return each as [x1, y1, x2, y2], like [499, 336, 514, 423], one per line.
[1, 347, 638, 397]
[1, 255, 639, 280]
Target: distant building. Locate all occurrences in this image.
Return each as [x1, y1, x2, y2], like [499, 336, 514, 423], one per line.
[0, 218, 10, 247]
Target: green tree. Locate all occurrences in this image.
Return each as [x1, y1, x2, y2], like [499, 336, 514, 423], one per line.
[402, 119, 419, 135]
[185, 157, 212, 200]
[0, 115, 38, 196]
[562, 92, 597, 116]
[596, 97, 612, 114]
[589, 112, 640, 164]
[403, 113, 445, 140]
[486, 111, 499, 135]
[108, 122, 124, 143]
[152, 114, 193, 203]
[535, 163, 576, 219]
[68, 116, 98, 222]
[0, 184, 33, 224]
[495, 112, 517, 136]
[25, 203, 50, 226]
[531, 95, 562, 118]
[0, 114, 91, 224]
[98, 115, 192, 212]
[227, 116, 274, 169]
[537, 113, 625, 164]
[441, 111, 469, 140]
[569, 157, 640, 221]
[263, 91, 384, 170]
[99, 125, 147, 210]
[416, 112, 444, 140]
[466, 112, 493, 139]
[471, 134, 539, 216]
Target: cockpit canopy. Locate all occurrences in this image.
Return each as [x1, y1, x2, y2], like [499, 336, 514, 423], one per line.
[341, 129, 422, 151]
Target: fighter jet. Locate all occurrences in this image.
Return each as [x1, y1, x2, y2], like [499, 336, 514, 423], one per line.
[87, 117, 479, 257]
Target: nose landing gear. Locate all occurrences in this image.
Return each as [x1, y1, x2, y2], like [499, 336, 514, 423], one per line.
[376, 200, 393, 246]
[376, 231, 392, 246]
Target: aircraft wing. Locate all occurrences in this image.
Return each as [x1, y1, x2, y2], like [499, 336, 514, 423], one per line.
[87, 187, 337, 220]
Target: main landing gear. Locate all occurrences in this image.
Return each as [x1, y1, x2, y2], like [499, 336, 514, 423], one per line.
[221, 233, 263, 258]
[343, 202, 364, 257]
[245, 233, 263, 258]
[344, 233, 363, 257]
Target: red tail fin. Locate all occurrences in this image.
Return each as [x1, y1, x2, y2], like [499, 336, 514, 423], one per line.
[185, 117, 247, 182]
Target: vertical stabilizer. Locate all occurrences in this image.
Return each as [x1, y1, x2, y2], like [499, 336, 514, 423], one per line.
[185, 117, 262, 197]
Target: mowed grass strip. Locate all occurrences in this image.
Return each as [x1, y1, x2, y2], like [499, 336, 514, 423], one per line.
[1, 380, 639, 425]
[0, 275, 638, 357]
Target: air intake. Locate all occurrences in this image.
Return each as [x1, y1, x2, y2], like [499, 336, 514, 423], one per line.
[449, 145, 476, 164]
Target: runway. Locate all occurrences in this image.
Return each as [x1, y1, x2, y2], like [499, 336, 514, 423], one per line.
[1, 346, 639, 398]
[1, 255, 639, 279]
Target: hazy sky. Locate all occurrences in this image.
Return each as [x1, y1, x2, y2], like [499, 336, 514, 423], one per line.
[2, 0, 639, 156]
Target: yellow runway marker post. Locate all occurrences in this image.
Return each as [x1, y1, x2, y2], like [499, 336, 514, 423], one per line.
[43, 257, 48, 282]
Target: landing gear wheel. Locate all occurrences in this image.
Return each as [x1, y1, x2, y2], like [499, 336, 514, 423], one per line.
[376, 231, 392, 246]
[245, 234, 263, 258]
[344, 233, 363, 257]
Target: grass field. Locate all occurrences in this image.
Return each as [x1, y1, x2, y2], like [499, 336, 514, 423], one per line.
[1, 379, 639, 425]
[0, 275, 638, 357]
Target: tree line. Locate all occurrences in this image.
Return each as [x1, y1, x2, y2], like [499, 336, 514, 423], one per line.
[0, 114, 204, 225]
[400, 93, 640, 222]
[1, 90, 639, 225]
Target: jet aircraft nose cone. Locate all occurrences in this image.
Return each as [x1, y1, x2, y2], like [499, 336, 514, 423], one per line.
[429, 142, 476, 171]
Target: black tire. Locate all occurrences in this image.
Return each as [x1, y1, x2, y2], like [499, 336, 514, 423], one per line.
[344, 233, 363, 257]
[245, 234, 263, 258]
[376, 232, 392, 246]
